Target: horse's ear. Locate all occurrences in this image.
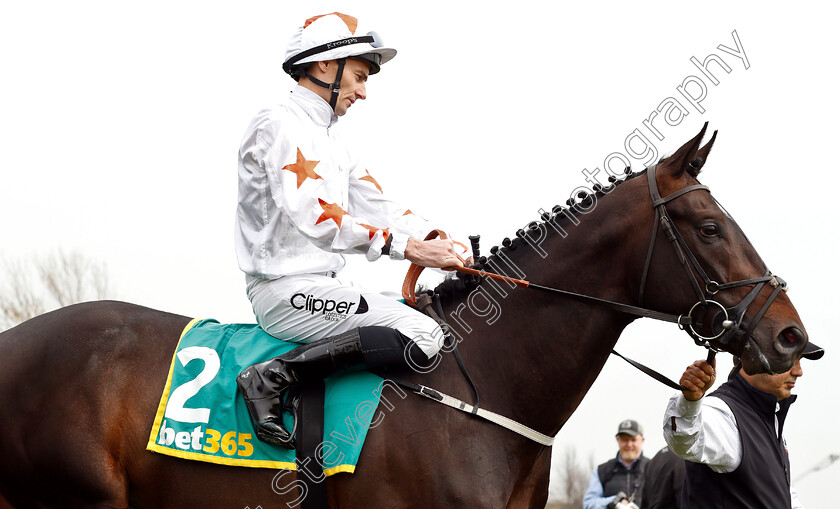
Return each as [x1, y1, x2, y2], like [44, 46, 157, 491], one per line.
[688, 130, 718, 177]
[659, 122, 708, 178]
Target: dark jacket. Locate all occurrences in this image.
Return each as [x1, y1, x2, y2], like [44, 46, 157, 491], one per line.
[642, 446, 685, 509]
[597, 454, 649, 505]
[682, 373, 795, 509]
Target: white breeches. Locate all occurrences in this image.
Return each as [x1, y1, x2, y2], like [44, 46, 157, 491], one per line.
[246, 274, 444, 358]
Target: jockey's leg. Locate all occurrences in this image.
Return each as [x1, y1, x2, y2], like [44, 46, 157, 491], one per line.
[238, 274, 444, 447]
[237, 326, 429, 447]
[244, 273, 443, 357]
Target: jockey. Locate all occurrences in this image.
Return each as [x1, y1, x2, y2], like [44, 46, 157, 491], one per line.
[234, 12, 464, 448]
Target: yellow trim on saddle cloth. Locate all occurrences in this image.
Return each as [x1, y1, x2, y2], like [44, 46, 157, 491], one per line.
[147, 442, 295, 470]
[145, 318, 372, 474]
[146, 318, 299, 470]
[324, 464, 356, 476]
[146, 318, 203, 456]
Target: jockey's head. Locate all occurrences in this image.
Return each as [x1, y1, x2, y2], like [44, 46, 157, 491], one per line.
[283, 12, 397, 116]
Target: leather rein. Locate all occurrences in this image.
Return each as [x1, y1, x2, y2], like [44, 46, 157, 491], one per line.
[396, 163, 789, 445]
[403, 164, 787, 359]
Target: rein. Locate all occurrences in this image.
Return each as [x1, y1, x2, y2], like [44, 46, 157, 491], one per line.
[455, 266, 693, 326]
[402, 164, 788, 355]
[402, 234, 690, 326]
[398, 163, 789, 444]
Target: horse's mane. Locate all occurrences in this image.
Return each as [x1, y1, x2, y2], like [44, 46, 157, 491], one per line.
[432, 167, 650, 303]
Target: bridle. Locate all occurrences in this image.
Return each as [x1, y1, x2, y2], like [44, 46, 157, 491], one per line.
[639, 162, 788, 367]
[403, 164, 789, 367]
[397, 162, 793, 444]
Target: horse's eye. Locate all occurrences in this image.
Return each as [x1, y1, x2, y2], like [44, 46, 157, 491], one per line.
[699, 224, 719, 237]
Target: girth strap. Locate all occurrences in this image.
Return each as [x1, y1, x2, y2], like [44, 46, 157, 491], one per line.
[295, 380, 328, 509]
[389, 378, 556, 447]
[415, 292, 480, 414]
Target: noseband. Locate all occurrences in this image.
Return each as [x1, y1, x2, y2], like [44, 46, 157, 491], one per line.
[638, 163, 788, 361]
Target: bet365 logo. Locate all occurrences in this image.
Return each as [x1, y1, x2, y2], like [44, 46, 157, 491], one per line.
[157, 419, 254, 457]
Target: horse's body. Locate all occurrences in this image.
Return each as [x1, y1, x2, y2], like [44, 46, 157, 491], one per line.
[0, 126, 808, 508]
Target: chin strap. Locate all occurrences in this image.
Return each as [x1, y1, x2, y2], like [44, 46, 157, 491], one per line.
[305, 58, 346, 112]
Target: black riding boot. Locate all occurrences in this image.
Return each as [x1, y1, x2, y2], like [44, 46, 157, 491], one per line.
[237, 327, 426, 448]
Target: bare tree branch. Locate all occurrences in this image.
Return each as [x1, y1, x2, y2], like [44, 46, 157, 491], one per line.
[547, 446, 594, 509]
[0, 258, 45, 329]
[37, 250, 110, 307]
[0, 250, 111, 330]
[563, 447, 586, 507]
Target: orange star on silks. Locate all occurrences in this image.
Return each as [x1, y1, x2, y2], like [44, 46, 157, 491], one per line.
[315, 199, 348, 229]
[402, 209, 427, 221]
[282, 148, 323, 189]
[359, 169, 383, 193]
[358, 223, 389, 241]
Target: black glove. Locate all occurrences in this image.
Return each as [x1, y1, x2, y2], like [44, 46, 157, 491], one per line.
[607, 491, 628, 509]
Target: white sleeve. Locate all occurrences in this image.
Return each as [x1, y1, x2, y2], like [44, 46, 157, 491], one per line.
[662, 393, 742, 473]
[257, 129, 392, 262]
[347, 164, 432, 260]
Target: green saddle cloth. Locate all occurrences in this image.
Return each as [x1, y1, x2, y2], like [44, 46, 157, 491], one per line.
[146, 318, 389, 474]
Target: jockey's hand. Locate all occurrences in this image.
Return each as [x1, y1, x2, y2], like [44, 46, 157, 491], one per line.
[680, 359, 717, 401]
[405, 238, 464, 269]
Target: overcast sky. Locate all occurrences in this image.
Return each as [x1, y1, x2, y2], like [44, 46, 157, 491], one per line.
[1, 1, 837, 505]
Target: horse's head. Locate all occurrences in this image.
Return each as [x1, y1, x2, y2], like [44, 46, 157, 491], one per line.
[641, 123, 807, 374]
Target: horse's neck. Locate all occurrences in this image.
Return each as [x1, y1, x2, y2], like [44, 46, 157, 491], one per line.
[445, 282, 632, 437]
[441, 188, 649, 436]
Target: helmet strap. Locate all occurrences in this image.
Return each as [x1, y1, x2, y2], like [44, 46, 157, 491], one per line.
[304, 58, 346, 112]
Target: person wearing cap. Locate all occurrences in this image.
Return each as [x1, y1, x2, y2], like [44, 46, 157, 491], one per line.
[234, 12, 464, 448]
[583, 419, 649, 509]
[663, 342, 825, 509]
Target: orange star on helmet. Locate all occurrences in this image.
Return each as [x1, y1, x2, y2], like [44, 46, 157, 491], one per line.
[304, 12, 358, 33]
[282, 148, 323, 189]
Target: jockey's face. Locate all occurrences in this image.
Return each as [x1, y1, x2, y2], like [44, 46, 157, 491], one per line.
[334, 58, 369, 116]
[308, 58, 369, 116]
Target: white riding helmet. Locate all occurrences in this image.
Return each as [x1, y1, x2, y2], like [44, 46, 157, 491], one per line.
[283, 12, 397, 77]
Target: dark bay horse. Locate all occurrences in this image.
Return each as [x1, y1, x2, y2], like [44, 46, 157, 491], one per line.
[0, 125, 808, 508]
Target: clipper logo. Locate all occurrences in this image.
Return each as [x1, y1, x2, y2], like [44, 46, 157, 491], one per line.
[291, 293, 369, 321]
